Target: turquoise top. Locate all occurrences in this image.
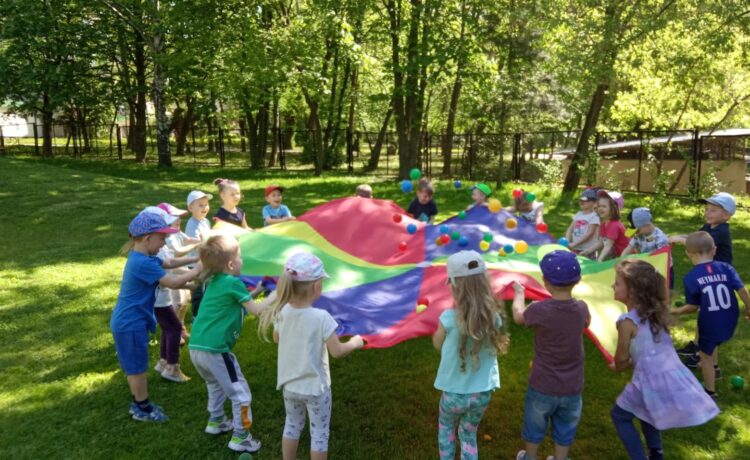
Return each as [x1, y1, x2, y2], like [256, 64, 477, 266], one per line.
[434, 309, 501, 394]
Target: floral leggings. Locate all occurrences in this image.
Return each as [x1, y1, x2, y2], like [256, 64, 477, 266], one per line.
[438, 390, 492, 460]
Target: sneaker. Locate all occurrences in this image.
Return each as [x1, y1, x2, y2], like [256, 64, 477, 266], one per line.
[161, 365, 190, 383]
[129, 402, 168, 422]
[546, 457, 571, 460]
[715, 366, 723, 380]
[154, 360, 166, 373]
[228, 432, 261, 453]
[516, 451, 528, 460]
[205, 416, 233, 435]
[682, 353, 700, 369]
[704, 388, 718, 400]
[676, 341, 698, 356]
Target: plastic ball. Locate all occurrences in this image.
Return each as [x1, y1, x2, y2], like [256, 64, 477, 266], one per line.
[512, 189, 523, 199]
[458, 210, 467, 219]
[392, 213, 402, 223]
[526, 192, 536, 202]
[498, 248, 507, 256]
[440, 234, 451, 245]
[479, 241, 491, 252]
[483, 434, 492, 441]
[454, 180, 462, 189]
[440, 224, 450, 235]
[416, 304, 427, 314]
[451, 231, 461, 240]
[536, 222, 548, 233]
[483, 232, 494, 242]
[488, 198, 502, 213]
[418, 297, 430, 307]
[435, 236, 444, 246]
[406, 223, 417, 234]
[400, 180, 413, 193]
[238, 454, 253, 460]
[505, 218, 518, 230]
[398, 241, 407, 251]
[557, 237, 569, 247]
[503, 244, 515, 254]
[410, 168, 422, 180]
[731, 375, 745, 389]
[458, 236, 469, 247]
[515, 240, 528, 254]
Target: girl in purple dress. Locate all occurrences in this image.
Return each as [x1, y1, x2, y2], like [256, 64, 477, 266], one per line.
[609, 259, 719, 460]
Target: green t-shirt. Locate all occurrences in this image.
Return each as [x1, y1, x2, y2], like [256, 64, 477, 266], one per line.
[188, 273, 251, 353]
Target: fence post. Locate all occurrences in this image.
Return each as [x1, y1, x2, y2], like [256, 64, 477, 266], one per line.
[346, 127, 354, 173]
[279, 129, 286, 170]
[33, 123, 39, 156]
[692, 128, 701, 198]
[468, 132, 474, 180]
[218, 127, 225, 168]
[512, 133, 522, 180]
[116, 124, 123, 160]
[636, 130, 643, 193]
[0, 125, 4, 155]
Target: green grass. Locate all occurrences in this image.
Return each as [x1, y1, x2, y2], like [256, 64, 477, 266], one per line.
[1, 156, 749, 459]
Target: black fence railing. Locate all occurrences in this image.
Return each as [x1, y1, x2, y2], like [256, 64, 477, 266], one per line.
[1, 122, 747, 196]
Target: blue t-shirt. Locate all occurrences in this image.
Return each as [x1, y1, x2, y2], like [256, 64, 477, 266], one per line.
[407, 198, 438, 222]
[434, 309, 501, 394]
[684, 261, 744, 342]
[110, 251, 166, 333]
[262, 204, 292, 226]
[700, 223, 732, 265]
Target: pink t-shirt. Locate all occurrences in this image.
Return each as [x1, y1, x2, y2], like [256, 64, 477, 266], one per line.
[524, 298, 590, 396]
[600, 220, 629, 257]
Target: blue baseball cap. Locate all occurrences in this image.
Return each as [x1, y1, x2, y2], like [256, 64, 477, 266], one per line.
[540, 250, 581, 286]
[579, 188, 598, 201]
[698, 192, 736, 216]
[128, 211, 179, 238]
[628, 207, 653, 229]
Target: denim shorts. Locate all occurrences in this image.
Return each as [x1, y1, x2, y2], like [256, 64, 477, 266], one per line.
[113, 329, 149, 375]
[522, 387, 582, 446]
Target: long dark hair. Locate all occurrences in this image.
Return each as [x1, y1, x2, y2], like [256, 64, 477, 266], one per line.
[616, 259, 671, 340]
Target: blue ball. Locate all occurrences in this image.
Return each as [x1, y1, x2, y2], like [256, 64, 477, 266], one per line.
[454, 180, 462, 189]
[503, 244, 515, 254]
[406, 223, 417, 234]
[458, 236, 469, 247]
[440, 224, 450, 234]
[557, 237, 569, 247]
[400, 180, 413, 193]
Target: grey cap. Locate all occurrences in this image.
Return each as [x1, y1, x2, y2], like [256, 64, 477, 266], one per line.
[629, 207, 653, 229]
[446, 250, 486, 285]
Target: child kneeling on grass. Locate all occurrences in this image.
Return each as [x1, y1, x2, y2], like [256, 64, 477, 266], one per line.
[189, 235, 275, 453]
[110, 211, 201, 422]
[259, 252, 364, 460]
[433, 250, 507, 460]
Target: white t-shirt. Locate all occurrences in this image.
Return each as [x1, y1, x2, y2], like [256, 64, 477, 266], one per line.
[185, 217, 211, 259]
[275, 304, 339, 396]
[570, 211, 600, 251]
[518, 201, 544, 222]
[154, 245, 174, 308]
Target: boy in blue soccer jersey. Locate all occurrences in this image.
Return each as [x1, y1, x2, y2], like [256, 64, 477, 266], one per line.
[672, 231, 750, 398]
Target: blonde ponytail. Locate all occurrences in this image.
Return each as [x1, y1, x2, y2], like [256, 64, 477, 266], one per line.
[258, 271, 318, 341]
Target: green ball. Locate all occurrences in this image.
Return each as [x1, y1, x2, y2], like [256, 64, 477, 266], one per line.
[483, 232, 494, 242]
[409, 168, 422, 180]
[458, 210, 467, 219]
[451, 231, 461, 240]
[526, 192, 536, 202]
[238, 454, 253, 460]
[731, 375, 745, 389]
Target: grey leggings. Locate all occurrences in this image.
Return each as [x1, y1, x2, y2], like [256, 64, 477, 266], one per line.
[283, 388, 332, 452]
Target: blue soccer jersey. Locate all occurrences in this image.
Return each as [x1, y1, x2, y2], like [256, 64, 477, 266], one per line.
[684, 261, 744, 342]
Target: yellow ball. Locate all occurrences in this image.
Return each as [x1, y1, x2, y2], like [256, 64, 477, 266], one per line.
[515, 240, 528, 254]
[416, 304, 427, 313]
[498, 248, 507, 257]
[479, 241, 490, 251]
[505, 218, 517, 230]
[488, 198, 502, 213]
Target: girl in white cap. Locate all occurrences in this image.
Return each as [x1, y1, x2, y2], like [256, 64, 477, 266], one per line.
[432, 250, 507, 460]
[259, 252, 364, 460]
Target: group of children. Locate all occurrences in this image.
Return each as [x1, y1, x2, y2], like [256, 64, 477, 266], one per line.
[110, 176, 748, 459]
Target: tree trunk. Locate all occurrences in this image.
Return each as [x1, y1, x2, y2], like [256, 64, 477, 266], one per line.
[207, 116, 215, 153]
[366, 106, 393, 171]
[256, 100, 270, 166]
[132, 33, 147, 163]
[41, 93, 53, 158]
[239, 119, 247, 152]
[562, 83, 608, 193]
[173, 100, 193, 157]
[268, 96, 280, 167]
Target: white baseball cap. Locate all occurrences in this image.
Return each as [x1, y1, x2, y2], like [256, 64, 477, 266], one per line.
[699, 192, 736, 216]
[446, 250, 487, 285]
[142, 206, 178, 225]
[187, 190, 213, 207]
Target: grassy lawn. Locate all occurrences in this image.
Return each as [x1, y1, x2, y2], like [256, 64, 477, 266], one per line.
[1, 156, 749, 459]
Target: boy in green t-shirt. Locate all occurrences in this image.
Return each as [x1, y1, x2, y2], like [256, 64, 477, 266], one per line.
[189, 235, 274, 454]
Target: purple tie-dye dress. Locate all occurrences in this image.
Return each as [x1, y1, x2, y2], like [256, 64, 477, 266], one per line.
[615, 309, 719, 430]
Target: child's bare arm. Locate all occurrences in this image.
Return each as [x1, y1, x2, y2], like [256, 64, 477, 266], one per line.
[610, 319, 636, 371]
[565, 221, 575, 243]
[671, 303, 698, 315]
[597, 239, 615, 262]
[668, 235, 687, 245]
[737, 287, 750, 320]
[580, 238, 602, 257]
[325, 333, 364, 358]
[242, 291, 277, 316]
[432, 323, 446, 350]
[511, 282, 527, 325]
[162, 254, 200, 269]
[159, 265, 201, 289]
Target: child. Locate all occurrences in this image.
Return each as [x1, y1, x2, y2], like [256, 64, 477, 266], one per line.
[186, 190, 213, 318]
[355, 183, 373, 198]
[467, 183, 491, 210]
[580, 191, 629, 261]
[432, 250, 506, 460]
[262, 185, 295, 226]
[188, 235, 274, 453]
[566, 188, 600, 256]
[110, 211, 201, 422]
[407, 178, 438, 223]
[512, 250, 590, 460]
[671, 231, 750, 397]
[258, 252, 364, 460]
[669, 192, 735, 265]
[507, 189, 544, 224]
[214, 178, 250, 229]
[610, 259, 719, 460]
[622, 207, 673, 288]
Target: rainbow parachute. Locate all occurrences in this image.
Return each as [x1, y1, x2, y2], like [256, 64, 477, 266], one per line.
[217, 197, 669, 362]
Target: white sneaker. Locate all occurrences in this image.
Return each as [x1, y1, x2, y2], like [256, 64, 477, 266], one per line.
[516, 451, 528, 460]
[204, 416, 233, 435]
[228, 432, 261, 453]
[154, 360, 165, 373]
